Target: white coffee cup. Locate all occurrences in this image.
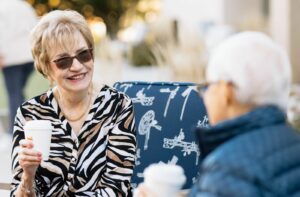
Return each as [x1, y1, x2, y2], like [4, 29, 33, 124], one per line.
[143, 163, 186, 197]
[24, 120, 52, 161]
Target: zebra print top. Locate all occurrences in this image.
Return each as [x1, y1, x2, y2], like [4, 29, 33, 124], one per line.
[11, 85, 136, 197]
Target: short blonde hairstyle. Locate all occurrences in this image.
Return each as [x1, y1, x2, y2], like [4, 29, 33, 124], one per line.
[30, 10, 94, 78]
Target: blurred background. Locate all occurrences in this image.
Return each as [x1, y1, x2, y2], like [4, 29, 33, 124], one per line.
[0, 0, 299, 129]
[0, 0, 300, 194]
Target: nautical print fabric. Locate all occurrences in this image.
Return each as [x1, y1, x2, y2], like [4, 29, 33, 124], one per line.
[11, 85, 136, 197]
[114, 81, 208, 189]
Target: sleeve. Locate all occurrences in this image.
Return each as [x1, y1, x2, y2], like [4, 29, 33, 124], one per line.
[188, 160, 263, 197]
[10, 107, 42, 197]
[0, 7, 7, 55]
[94, 94, 136, 197]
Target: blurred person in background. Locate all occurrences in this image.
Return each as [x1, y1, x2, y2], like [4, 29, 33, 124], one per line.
[188, 32, 300, 196]
[11, 10, 136, 196]
[0, 0, 37, 134]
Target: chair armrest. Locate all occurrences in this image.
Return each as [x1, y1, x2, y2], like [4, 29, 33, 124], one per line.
[0, 182, 10, 190]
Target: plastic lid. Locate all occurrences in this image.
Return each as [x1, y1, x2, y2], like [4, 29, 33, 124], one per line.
[24, 120, 52, 130]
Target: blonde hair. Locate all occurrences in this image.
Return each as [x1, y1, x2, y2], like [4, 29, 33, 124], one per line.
[30, 10, 94, 78]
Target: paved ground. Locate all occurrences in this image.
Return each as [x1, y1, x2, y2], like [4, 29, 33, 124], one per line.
[0, 132, 12, 196]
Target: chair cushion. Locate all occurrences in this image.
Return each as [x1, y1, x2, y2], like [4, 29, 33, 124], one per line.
[113, 81, 208, 189]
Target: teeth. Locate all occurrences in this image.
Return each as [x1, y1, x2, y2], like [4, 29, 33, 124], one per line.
[69, 74, 84, 80]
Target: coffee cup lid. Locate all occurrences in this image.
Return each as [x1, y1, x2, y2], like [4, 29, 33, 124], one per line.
[24, 120, 52, 130]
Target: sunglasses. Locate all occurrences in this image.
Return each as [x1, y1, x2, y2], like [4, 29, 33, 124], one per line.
[52, 48, 93, 70]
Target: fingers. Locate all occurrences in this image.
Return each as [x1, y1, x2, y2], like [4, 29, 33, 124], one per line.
[19, 154, 41, 162]
[18, 138, 42, 167]
[18, 150, 42, 169]
[19, 155, 42, 166]
[19, 148, 42, 159]
[19, 139, 34, 149]
[135, 183, 155, 197]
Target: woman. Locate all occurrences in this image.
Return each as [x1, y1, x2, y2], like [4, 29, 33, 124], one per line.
[11, 10, 136, 196]
[188, 32, 300, 196]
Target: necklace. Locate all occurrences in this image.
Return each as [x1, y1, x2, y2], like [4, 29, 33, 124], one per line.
[55, 88, 92, 122]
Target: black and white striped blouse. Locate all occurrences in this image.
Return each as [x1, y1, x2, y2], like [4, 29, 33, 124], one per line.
[11, 85, 136, 196]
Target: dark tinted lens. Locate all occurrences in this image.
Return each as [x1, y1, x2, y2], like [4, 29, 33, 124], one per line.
[54, 57, 73, 69]
[53, 49, 93, 70]
[77, 49, 93, 63]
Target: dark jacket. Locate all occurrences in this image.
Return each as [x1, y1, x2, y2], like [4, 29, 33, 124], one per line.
[189, 106, 300, 197]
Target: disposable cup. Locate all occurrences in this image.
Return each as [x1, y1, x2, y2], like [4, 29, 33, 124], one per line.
[143, 163, 186, 197]
[23, 120, 52, 161]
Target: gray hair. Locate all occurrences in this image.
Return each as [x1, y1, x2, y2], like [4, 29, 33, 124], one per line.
[206, 31, 291, 111]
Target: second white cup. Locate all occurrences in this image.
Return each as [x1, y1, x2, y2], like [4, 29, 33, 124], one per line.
[143, 163, 186, 197]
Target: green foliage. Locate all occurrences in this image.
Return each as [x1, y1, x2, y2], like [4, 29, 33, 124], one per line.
[129, 41, 156, 67]
[32, 0, 138, 37]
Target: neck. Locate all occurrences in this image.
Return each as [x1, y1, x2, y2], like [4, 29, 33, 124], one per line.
[54, 84, 93, 122]
[227, 102, 254, 121]
[56, 86, 90, 107]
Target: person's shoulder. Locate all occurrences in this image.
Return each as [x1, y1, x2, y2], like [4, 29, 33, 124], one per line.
[245, 123, 300, 150]
[20, 90, 52, 108]
[96, 84, 131, 102]
[203, 122, 300, 168]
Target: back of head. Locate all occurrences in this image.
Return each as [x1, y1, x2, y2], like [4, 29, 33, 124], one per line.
[30, 10, 94, 78]
[206, 31, 291, 111]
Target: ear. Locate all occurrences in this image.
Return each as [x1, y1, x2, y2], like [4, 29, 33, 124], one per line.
[219, 80, 236, 107]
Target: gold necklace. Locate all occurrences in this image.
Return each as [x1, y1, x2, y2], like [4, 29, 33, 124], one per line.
[55, 89, 92, 122]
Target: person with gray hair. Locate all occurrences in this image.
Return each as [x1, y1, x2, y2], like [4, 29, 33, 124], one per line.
[188, 31, 300, 196]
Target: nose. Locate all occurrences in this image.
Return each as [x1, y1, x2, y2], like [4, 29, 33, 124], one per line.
[69, 57, 83, 71]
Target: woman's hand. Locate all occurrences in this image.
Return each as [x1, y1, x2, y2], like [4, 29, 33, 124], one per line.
[134, 183, 157, 197]
[18, 137, 42, 179]
[134, 183, 187, 197]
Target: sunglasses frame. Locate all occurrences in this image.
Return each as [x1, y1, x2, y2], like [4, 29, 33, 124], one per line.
[196, 82, 210, 97]
[196, 81, 236, 97]
[52, 48, 93, 70]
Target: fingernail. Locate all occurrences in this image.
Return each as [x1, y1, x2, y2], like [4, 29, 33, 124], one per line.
[26, 136, 33, 140]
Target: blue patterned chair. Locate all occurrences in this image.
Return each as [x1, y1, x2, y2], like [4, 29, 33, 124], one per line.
[113, 81, 208, 189]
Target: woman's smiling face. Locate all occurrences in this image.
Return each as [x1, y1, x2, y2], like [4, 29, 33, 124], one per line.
[48, 31, 94, 94]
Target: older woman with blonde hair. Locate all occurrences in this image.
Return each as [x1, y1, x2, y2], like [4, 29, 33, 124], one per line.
[188, 32, 300, 196]
[11, 10, 136, 196]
